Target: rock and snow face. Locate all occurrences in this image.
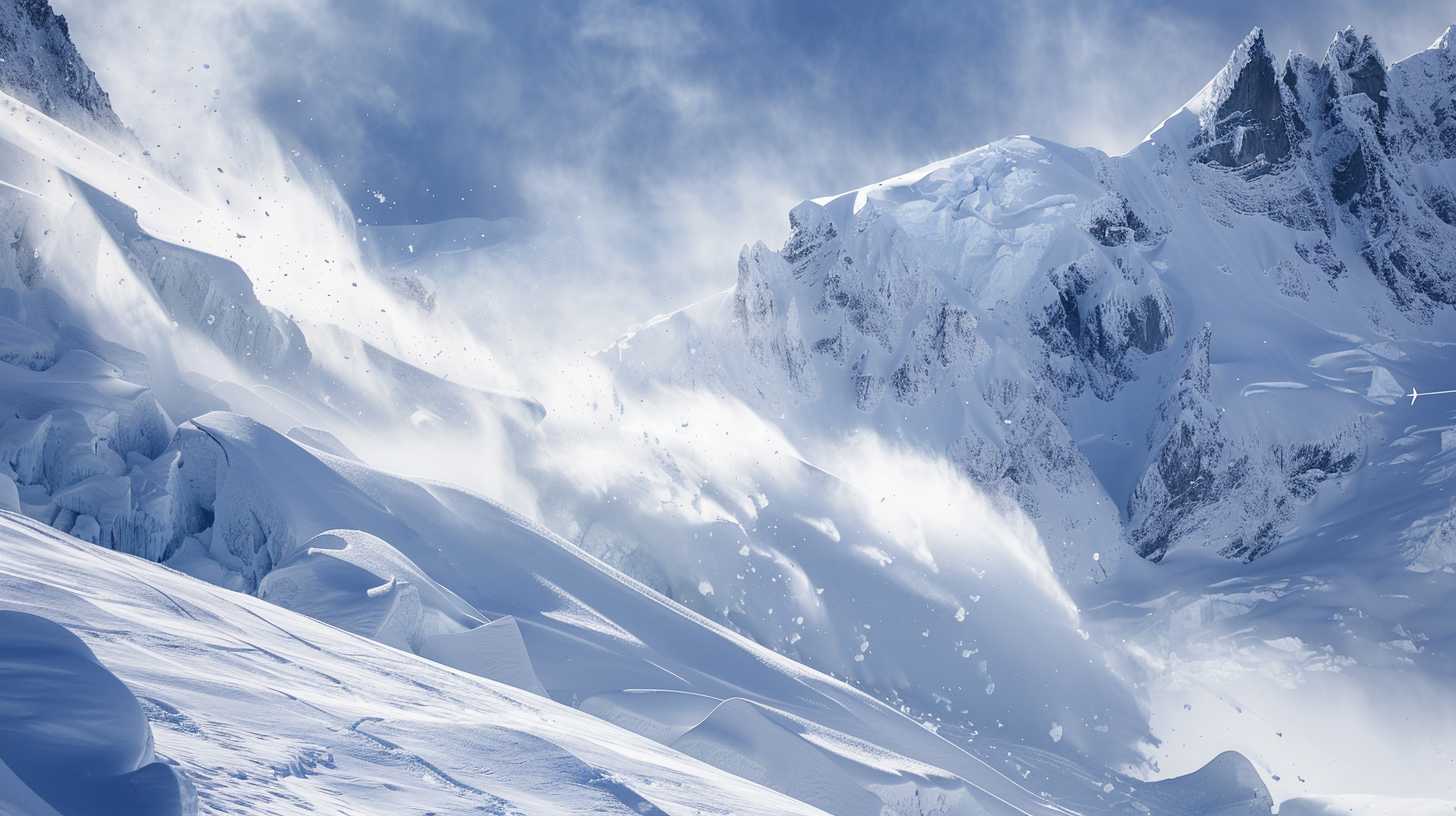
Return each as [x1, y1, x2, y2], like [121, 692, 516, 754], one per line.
[0, 0, 125, 144]
[580, 26, 1456, 802]
[606, 25, 1456, 573]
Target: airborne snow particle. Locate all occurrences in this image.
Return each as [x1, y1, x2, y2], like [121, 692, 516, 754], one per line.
[697, 580, 714, 597]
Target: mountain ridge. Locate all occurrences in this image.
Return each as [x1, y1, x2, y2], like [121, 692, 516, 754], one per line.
[605, 22, 1456, 571]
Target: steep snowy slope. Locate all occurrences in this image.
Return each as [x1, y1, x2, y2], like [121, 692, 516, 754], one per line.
[0, 24, 1193, 805]
[0, 514, 835, 816]
[0, 27, 1174, 810]
[0, 46, 1266, 812]
[135, 409, 1156, 814]
[0, 8, 1182, 814]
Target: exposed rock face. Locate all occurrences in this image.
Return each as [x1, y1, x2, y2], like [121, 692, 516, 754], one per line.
[1128, 326, 1223, 561]
[1193, 28, 1293, 173]
[0, 0, 126, 140]
[1328, 27, 1389, 120]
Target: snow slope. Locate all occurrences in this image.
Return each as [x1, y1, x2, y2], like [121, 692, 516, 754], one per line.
[0, 14, 1157, 812]
[0, 513, 834, 816]
[0, 608, 196, 816]
[0, 56, 1216, 804]
[0, 514, 1291, 815]
[0, 38, 1169, 812]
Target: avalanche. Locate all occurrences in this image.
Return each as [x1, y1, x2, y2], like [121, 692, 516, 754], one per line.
[1, 1, 1455, 813]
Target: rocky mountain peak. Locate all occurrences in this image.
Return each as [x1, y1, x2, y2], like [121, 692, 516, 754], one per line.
[0, 0, 125, 139]
[1435, 23, 1456, 51]
[1190, 26, 1293, 173]
[1325, 26, 1389, 118]
[607, 22, 1456, 573]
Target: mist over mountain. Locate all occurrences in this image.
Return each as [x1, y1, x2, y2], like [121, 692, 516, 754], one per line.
[0, 3, 1453, 815]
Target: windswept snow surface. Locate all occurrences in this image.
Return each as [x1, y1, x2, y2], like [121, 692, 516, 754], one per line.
[0, 608, 196, 816]
[0, 514, 831, 816]
[0, 27, 1153, 814]
[0, 516, 1290, 815]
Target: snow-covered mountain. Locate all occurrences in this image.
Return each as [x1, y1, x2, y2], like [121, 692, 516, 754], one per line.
[608, 24, 1456, 574]
[1, 3, 1454, 814]
[582, 22, 1456, 801]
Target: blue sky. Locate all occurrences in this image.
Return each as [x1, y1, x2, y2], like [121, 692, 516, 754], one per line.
[57, 0, 1456, 353]
[63, 0, 1453, 224]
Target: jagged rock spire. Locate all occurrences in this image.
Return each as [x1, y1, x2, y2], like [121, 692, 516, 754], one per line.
[1192, 27, 1292, 172]
[0, 0, 124, 136]
[1326, 26, 1389, 118]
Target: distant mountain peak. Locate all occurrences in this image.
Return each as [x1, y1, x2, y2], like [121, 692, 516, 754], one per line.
[1434, 23, 1456, 51]
[1325, 25, 1389, 116]
[0, 0, 125, 139]
[608, 21, 1456, 573]
[1186, 24, 1291, 172]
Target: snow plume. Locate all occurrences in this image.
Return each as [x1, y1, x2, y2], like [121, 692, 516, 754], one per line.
[45, 0, 507, 392]
[1126, 584, 1456, 801]
[52, 0, 908, 372]
[520, 371, 1150, 764]
[813, 430, 1078, 625]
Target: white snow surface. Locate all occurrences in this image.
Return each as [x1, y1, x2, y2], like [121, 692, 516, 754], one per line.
[0, 514, 831, 816]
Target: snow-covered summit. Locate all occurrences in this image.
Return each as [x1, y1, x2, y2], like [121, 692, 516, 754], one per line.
[604, 20, 1456, 580]
[589, 24, 1456, 799]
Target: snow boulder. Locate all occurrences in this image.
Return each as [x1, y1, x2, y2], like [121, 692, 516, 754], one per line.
[258, 528, 486, 652]
[671, 698, 882, 816]
[418, 615, 550, 696]
[0, 473, 19, 513]
[1141, 751, 1273, 815]
[0, 610, 196, 816]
